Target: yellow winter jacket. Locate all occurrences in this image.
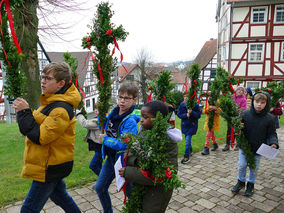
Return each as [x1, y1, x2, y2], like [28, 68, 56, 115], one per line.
[202, 103, 221, 131]
[17, 84, 81, 182]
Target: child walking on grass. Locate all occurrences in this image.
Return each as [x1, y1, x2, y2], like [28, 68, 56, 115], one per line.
[201, 100, 221, 155]
[231, 91, 279, 197]
[77, 104, 102, 176]
[119, 100, 182, 213]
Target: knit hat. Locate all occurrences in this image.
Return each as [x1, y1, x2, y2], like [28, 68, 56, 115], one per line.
[236, 86, 245, 93]
[246, 87, 253, 96]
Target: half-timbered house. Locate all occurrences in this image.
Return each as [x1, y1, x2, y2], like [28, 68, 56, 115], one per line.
[216, 0, 284, 89]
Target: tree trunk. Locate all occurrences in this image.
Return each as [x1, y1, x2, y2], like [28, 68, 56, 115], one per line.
[14, 0, 41, 109]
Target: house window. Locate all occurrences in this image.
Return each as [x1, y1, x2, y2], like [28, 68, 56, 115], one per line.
[210, 69, 216, 78]
[125, 75, 134, 81]
[251, 7, 267, 24]
[85, 86, 90, 95]
[275, 5, 284, 23]
[249, 43, 264, 62]
[246, 81, 260, 91]
[86, 99, 90, 108]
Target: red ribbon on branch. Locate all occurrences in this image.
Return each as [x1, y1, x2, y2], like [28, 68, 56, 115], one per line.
[161, 95, 166, 102]
[182, 76, 188, 93]
[198, 91, 209, 104]
[140, 169, 163, 183]
[106, 29, 128, 73]
[148, 86, 152, 102]
[230, 125, 235, 148]
[0, 0, 23, 67]
[190, 80, 197, 101]
[86, 37, 104, 84]
[228, 76, 235, 94]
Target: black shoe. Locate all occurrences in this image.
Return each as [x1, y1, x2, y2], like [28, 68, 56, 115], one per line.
[245, 182, 254, 197]
[234, 146, 239, 151]
[211, 143, 218, 151]
[181, 156, 190, 164]
[231, 180, 245, 194]
[201, 147, 209, 155]
[222, 144, 230, 151]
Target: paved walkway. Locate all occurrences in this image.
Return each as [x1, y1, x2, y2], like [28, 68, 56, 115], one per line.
[1, 127, 284, 213]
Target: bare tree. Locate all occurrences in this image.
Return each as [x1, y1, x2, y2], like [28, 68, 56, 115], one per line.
[134, 48, 153, 104]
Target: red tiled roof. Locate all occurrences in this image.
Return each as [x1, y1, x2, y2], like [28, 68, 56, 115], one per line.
[193, 39, 217, 70]
[118, 64, 138, 79]
[170, 70, 186, 84]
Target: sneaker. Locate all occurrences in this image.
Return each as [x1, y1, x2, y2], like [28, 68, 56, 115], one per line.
[201, 147, 209, 155]
[222, 144, 230, 151]
[181, 156, 190, 164]
[211, 143, 218, 151]
[244, 182, 254, 197]
[231, 180, 245, 194]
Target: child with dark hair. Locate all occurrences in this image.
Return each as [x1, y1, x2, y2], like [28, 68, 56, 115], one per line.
[119, 100, 182, 213]
[94, 82, 140, 212]
[231, 91, 278, 197]
[77, 103, 102, 176]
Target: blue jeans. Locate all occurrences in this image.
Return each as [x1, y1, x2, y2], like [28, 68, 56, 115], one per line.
[238, 149, 261, 184]
[95, 154, 132, 213]
[184, 135, 192, 157]
[89, 151, 103, 176]
[21, 180, 81, 213]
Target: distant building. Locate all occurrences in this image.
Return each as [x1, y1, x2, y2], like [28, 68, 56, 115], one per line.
[192, 38, 218, 93]
[216, 0, 284, 90]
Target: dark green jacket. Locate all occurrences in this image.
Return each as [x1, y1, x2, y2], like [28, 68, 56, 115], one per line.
[124, 131, 179, 213]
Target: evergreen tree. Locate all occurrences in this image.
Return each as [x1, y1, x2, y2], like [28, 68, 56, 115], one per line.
[186, 63, 201, 109]
[82, 2, 128, 129]
[63, 52, 87, 118]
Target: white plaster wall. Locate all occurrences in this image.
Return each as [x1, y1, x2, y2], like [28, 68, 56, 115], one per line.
[273, 26, 284, 36]
[251, 26, 266, 37]
[233, 7, 249, 22]
[274, 42, 280, 61]
[266, 43, 271, 59]
[265, 61, 271, 76]
[274, 63, 284, 75]
[231, 61, 246, 76]
[232, 44, 248, 59]
[248, 64, 263, 76]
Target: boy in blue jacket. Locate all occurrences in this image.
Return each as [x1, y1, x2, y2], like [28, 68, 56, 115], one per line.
[95, 83, 140, 213]
[177, 94, 201, 164]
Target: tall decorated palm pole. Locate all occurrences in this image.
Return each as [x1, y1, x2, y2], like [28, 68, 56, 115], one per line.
[186, 63, 201, 109]
[82, 2, 128, 130]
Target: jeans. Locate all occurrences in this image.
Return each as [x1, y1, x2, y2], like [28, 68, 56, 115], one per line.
[95, 154, 132, 213]
[184, 135, 192, 157]
[21, 180, 81, 213]
[89, 151, 103, 176]
[238, 149, 261, 184]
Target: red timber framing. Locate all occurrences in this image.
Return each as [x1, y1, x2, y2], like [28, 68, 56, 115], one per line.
[229, 3, 284, 86]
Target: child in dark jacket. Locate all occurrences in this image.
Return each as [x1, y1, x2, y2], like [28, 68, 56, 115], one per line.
[177, 94, 201, 163]
[119, 100, 182, 213]
[231, 91, 279, 197]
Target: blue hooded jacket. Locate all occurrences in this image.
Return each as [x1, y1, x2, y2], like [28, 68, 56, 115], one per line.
[102, 105, 140, 159]
[177, 102, 201, 136]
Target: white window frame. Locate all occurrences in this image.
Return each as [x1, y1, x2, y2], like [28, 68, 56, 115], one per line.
[85, 99, 91, 108]
[248, 43, 265, 62]
[281, 42, 284, 61]
[275, 5, 284, 23]
[246, 81, 260, 91]
[251, 7, 268, 24]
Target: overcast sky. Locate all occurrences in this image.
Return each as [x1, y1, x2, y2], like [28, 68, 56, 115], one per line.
[40, 0, 218, 63]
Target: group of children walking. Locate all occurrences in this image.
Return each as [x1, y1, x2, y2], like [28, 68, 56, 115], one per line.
[13, 62, 280, 213]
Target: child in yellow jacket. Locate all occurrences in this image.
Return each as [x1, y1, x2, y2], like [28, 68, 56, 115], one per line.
[201, 101, 221, 155]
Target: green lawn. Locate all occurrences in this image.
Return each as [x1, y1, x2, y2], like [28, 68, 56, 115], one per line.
[0, 115, 283, 206]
